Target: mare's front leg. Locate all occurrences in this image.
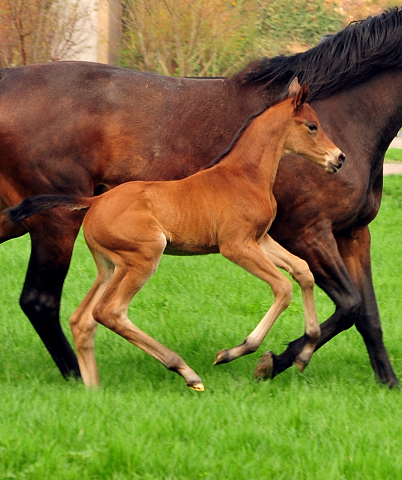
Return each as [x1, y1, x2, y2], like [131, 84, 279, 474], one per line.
[19, 211, 84, 379]
[215, 236, 298, 364]
[255, 225, 398, 386]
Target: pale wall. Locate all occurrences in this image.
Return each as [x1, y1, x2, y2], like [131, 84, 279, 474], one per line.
[65, 0, 121, 65]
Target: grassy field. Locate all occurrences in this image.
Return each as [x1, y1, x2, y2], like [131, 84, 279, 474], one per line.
[1, 176, 402, 479]
[385, 148, 402, 162]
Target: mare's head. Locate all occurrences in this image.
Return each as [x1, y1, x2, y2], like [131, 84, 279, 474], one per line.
[282, 79, 345, 174]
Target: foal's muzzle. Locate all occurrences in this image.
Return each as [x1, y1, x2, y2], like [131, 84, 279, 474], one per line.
[328, 152, 346, 173]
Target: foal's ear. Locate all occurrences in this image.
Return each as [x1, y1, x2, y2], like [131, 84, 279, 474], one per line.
[292, 83, 310, 111]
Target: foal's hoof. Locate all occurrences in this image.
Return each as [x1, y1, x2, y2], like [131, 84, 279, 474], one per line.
[214, 349, 230, 365]
[188, 382, 205, 392]
[254, 351, 274, 381]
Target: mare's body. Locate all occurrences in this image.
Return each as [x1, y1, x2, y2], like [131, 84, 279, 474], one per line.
[7, 86, 344, 389]
[0, 8, 401, 384]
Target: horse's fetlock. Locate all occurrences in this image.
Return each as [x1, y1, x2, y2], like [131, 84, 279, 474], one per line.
[307, 325, 321, 342]
[242, 337, 259, 354]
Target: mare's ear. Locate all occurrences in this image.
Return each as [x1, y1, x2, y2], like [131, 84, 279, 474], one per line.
[292, 83, 310, 111]
[288, 77, 301, 97]
[277, 77, 301, 103]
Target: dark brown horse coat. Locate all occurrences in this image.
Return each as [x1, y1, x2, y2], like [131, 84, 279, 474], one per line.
[0, 8, 402, 385]
[6, 84, 344, 390]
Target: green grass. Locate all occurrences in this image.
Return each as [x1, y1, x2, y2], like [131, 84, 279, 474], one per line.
[2, 177, 402, 479]
[385, 147, 402, 162]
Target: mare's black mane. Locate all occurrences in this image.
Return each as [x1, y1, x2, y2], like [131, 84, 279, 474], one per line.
[234, 7, 402, 100]
[203, 8, 402, 170]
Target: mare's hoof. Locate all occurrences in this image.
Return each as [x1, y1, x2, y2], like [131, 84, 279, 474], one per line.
[214, 349, 230, 365]
[294, 355, 309, 372]
[254, 351, 274, 381]
[188, 382, 205, 392]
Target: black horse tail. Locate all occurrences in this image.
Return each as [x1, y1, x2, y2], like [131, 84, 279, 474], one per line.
[6, 195, 92, 223]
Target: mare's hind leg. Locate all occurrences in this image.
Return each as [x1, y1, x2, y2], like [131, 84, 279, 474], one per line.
[0, 200, 80, 378]
[19, 212, 83, 378]
[338, 228, 397, 385]
[254, 234, 321, 378]
[90, 246, 204, 391]
[215, 236, 294, 365]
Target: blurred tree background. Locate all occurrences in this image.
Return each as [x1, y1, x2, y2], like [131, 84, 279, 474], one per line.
[0, 0, 90, 67]
[119, 0, 395, 76]
[0, 0, 396, 73]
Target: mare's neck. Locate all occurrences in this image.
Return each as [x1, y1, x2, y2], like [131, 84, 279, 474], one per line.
[218, 101, 292, 186]
[312, 69, 402, 178]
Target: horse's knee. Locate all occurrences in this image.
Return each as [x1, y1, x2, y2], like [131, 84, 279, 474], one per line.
[292, 258, 315, 290]
[340, 292, 361, 321]
[330, 292, 361, 333]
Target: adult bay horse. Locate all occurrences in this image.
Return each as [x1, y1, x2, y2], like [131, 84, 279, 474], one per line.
[6, 83, 344, 390]
[0, 8, 401, 385]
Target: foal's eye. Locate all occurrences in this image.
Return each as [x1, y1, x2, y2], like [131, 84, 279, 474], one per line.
[307, 123, 318, 132]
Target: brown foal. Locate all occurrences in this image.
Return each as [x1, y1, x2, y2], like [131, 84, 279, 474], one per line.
[7, 80, 345, 391]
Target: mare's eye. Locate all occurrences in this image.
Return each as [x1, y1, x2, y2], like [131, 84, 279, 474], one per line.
[307, 123, 318, 132]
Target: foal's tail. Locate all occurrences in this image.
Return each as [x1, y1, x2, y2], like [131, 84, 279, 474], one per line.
[5, 195, 93, 223]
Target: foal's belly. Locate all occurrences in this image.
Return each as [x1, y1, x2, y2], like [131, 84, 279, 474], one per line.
[163, 242, 220, 256]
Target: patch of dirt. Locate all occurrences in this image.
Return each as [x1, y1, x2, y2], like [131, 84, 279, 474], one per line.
[333, 0, 392, 23]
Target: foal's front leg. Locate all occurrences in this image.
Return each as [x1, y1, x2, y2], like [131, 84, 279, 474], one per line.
[254, 234, 321, 379]
[214, 236, 294, 364]
[215, 234, 320, 370]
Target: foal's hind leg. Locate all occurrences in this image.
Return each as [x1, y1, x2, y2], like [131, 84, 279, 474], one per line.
[254, 235, 321, 379]
[69, 253, 114, 387]
[91, 248, 204, 391]
[215, 237, 294, 365]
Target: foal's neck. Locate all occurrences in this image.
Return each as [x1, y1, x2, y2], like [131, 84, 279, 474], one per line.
[219, 101, 292, 186]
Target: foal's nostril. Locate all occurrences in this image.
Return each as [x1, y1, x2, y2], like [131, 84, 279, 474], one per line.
[339, 152, 346, 163]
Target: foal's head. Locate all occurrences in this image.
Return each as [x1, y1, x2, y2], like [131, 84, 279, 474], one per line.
[283, 79, 345, 174]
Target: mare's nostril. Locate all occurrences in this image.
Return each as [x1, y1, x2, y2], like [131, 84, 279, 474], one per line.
[339, 152, 346, 163]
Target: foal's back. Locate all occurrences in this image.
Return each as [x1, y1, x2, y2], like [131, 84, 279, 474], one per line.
[83, 90, 343, 259]
[82, 99, 293, 256]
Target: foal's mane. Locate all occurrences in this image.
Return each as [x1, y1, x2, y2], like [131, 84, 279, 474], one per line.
[233, 7, 402, 101]
[201, 108, 266, 171]
[201, 86, 297, 170]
